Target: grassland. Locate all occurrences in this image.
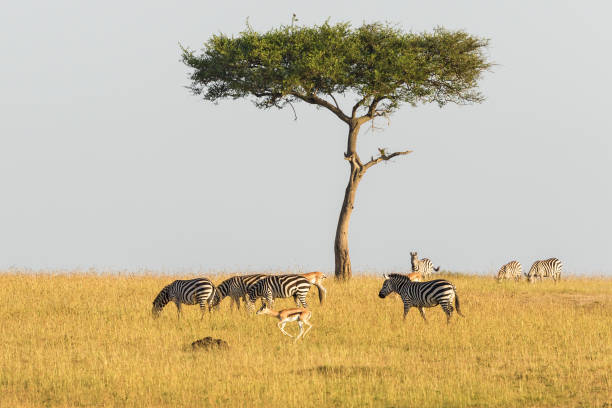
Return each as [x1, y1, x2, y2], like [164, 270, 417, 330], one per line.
[0, 272, 611, 407]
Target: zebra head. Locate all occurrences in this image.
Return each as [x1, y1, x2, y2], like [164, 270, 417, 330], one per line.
[378, 274, 395, 298]
[210, 287, 221, 310]
[246, 280, 265, 311]
[151, 286, 170, 318]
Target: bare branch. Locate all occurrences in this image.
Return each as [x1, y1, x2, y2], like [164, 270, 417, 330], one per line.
[287, 101, 298, 121]
[291, 92, 350, 124]
[363, 148, 412, 171]
[351, 96, 368, 118]
[328, 94, 341, 111]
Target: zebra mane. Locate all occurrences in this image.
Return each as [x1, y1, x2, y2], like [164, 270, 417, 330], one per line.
[388, 273, 409, 281]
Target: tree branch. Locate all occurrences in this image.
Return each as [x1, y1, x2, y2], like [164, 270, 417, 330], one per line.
[351, 96, 368, 119]
[291, 92, 350, 124]
[363, 148, 412, 171]
[328, 94, 341, 111]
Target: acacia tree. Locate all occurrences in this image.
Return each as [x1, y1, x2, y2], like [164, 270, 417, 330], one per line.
[182, 21, 490, 280]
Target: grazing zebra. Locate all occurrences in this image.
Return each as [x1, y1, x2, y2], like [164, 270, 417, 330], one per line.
[497, 260, 523, 282]
[212, 274, 268, 310]
[378, 273, 463, 323]
[526, 258, 562, 283]
[410, 251, 440, 279]
[246, 275, 313, 312]
[151, 278, 218, 320]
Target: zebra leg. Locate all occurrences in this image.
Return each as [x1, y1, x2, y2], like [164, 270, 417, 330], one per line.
[298, 295, 308, 309]
[402, 300, 412, 320]
[441, 303, 454, 324]
[278, 322, 293, 338]
[175, 301, 182, 320]
[418, 307, 427, 322]
[293, 294, 300, 307]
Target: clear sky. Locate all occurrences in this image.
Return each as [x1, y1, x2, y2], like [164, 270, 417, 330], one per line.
[1, 1, 610, 275]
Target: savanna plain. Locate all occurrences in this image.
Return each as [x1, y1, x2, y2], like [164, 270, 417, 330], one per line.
[0, 272, 610, 408]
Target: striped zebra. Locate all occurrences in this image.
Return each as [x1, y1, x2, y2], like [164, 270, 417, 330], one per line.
[151, 278, 218, 320]
[526, 258, 562, 283]
[497, 260, 523, 282]
[410, 251, 440, 279]
[246, 275, 313, 312]
[378, 273, 463, 323]
[212, 274, 268, 310]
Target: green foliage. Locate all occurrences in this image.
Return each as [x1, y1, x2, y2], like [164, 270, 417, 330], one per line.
[181, 21, 491, 115]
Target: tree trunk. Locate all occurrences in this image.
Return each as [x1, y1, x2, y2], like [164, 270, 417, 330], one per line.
[334, 123, 364, 280]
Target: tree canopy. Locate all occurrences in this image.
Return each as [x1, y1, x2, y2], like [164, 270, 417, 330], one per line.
[181, 21, 490, 124]
[182, 20, 491, 280]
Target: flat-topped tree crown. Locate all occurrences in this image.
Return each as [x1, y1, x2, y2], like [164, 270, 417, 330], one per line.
[182, 21, 491, 280]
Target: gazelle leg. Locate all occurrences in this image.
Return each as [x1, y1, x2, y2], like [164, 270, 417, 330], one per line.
[278, 321, 293, 337]
[294, 321, 304, 342]
[301, 320, 313, 339]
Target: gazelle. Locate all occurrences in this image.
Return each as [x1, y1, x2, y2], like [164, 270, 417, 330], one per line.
[406, 271, 422, 282]
[256, 305, 313, 342]
[300, 271, 327, 303]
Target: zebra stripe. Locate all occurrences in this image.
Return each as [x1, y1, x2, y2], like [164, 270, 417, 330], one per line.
[152, 278, 218, 320]
[246, 275, 313, 311]
[527, 258, 562, 283]
[378, 273, 463, 323]
[497, 260, 523, 282]
[213, 274, 268, 310]
[410, 251, 440, 279]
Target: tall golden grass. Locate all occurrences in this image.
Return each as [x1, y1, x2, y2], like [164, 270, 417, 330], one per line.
[0, 272, 610, 407]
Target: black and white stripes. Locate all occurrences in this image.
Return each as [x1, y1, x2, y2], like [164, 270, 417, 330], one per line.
[526, 258, 562, 282]
[410, 251, 440, 279]
[246, 275, 313, 311]
[378, 273, 463, 323]
[497, 260, 523, 282]
[152, 278, 218, 319]
[213, 274, 268, 310]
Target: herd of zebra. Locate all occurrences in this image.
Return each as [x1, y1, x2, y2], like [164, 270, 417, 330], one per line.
[150, 253, 563, 339]
[496, 257, 563, 283]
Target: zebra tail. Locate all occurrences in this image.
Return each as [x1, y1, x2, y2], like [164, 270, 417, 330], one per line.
[314, 283, 327, 304]
[454, 288, 464, 317]
[433, 266, 440, 272]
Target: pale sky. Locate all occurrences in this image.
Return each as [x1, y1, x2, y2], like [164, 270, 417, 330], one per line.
[1, 1, 611, 275]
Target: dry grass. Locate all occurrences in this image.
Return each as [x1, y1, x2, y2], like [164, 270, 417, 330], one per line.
[0, 272, 611, 407]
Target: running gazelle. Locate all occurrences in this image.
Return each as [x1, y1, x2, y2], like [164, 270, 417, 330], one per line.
[378, 273, 463, 323]
[152, 278, 218, 320]
[256, 305, 313, 342]
[526, 258, 562, 282]
[410, 251, 440, 279]
[497, 260, 522, 282]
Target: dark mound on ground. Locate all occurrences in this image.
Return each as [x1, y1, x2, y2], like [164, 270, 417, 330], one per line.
[191, 337, 228, 350]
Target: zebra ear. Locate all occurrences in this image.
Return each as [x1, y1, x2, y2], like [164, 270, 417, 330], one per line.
[383, 274, 389, 280]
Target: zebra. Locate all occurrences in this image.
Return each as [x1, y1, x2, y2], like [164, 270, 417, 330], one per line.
[526, 258, 562, 283]
[212, 274, 268, 310]
[410, 251, 440, 279]
[497, 260, 523, 282]
[378, 273, 463, 323]
[151, 278, 218, 320]
[246, 275, 313, 312]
